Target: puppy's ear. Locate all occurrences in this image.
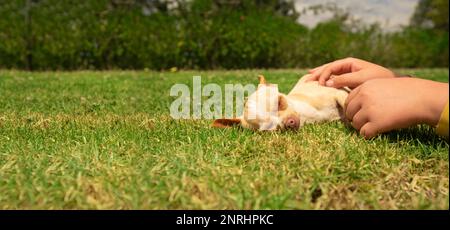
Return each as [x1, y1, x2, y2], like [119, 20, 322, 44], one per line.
[212, 118, 241, 128]
[258, 75, 266, 84]
[278, 95, 288, 111]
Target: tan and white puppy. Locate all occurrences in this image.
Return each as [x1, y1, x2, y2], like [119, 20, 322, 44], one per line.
[213, 74, 349, 131]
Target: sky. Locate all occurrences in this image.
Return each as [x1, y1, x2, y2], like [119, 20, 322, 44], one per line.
[294, 0, 420, 31]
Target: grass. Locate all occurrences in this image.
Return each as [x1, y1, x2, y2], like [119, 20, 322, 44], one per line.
[0, 69, 448, 210]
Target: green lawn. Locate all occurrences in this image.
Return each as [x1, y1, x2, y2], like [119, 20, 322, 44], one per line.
[0, 69, 448, 209]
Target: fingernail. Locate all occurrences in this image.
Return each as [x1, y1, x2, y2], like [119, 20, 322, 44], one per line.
[325, 80, 334, 87]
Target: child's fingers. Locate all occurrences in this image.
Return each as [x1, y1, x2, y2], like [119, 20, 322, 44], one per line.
[317, 59, 355, 85]
[305, 64, 329, 82]
[360, 122, 378, 139]
[303, 74, 318, 82]
[344, 85, 361, 110]
[318, 68, 333, 85]
[344, 95, 362, 121]
[326, 71, 364, 89]
[309, 59, 347, 82]
[307, 64, 333, 82]
[308, 63, 328, 73]
[350, 110, 368, 130]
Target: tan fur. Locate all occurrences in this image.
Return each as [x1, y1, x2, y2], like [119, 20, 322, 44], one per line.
[212, 74, 349, 131]
[258, 75, 266, 84]
[287, 75, 348, 121]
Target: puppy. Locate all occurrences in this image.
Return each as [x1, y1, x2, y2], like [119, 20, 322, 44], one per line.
[213, 74, 349, 131]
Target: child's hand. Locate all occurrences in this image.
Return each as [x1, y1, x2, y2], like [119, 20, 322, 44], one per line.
[306, 57, 397, 88]
[345, 77, 449, 139]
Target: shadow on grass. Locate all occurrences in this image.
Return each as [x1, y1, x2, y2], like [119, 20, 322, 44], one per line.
[379, 125, 448, 153]
[337, 122, 448, 149]
[384, 125, 446, 142]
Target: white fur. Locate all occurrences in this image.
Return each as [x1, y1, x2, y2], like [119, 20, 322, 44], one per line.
[243, 74, 348, 130]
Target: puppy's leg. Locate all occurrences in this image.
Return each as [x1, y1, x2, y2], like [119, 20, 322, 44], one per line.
[334, 90, 351, 127]
[335, 90, 347, 109]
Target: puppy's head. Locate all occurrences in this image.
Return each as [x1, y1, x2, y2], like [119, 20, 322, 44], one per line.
[213, 75, 300, 131]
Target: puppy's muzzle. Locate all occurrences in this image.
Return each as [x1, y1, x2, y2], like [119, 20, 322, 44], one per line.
[284, 116, 300, 130]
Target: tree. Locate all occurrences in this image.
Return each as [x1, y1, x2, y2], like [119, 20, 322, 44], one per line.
[410, 0, 449, 31]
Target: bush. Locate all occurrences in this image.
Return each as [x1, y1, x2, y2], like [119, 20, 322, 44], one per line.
[0, 0, 448, 70]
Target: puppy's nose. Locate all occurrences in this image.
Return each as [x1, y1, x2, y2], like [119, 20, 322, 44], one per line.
[284, 116, 299, 129]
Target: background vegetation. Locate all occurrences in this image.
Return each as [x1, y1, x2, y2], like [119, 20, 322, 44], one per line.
[0, 0, 448, 70]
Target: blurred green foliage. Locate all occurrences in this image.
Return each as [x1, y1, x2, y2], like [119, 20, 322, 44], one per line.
[411, 0, 449, 31]
[0, 0, 448, 70]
